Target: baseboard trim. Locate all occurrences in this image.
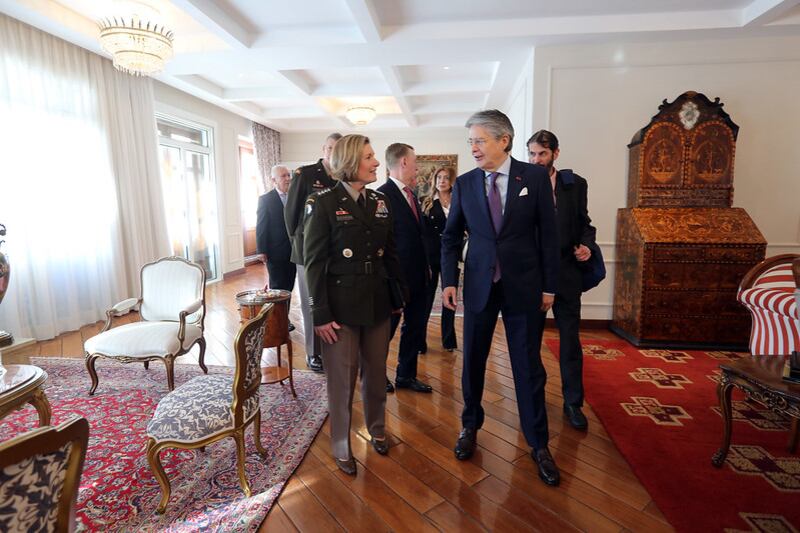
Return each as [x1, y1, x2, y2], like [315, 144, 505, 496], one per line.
[608, 324, 748, 351]
[222, 267, 247, 280]
[547, 318, 611, 330]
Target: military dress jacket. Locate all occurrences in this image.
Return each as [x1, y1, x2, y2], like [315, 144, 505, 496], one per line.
[284, 159, 336, 265]
[303, 182, 404, 327]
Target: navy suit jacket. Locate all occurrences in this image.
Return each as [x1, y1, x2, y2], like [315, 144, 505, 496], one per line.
[377, 179, 429, 296]
[441, 157, 558, 314]
[256, 189, 291, 262]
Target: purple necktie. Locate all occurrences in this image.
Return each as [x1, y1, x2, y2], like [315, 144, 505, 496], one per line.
[487, 172, 502, 282]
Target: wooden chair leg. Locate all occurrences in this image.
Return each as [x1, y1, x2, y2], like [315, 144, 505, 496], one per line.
[146, 439, 172, 514]
[85, 354, 100, 396]
[165, 357, 175, 391]
[144, 361, 149, 370]
[197, 337, 208, 374]
[233, 430, 252, 497]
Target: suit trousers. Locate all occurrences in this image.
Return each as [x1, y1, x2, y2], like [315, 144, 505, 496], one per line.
[266, 259, 296, 292]
[296, 265, 322, 358]
[390, 285, 427, 380]
[320, 318, 390, 460]
[423, 265, 458, 350]
[552, 263, 584, 407]
[462, 280, 550, 449]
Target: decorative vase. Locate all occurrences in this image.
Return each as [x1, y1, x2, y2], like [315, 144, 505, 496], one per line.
[0, 223, 13, 348]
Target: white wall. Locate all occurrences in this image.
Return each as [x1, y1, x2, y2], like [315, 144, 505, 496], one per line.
[153, 81, 253, 276]
[532, 34, 800, 319]
[281, 128, 473, 181]
[505, 51, 535, 162]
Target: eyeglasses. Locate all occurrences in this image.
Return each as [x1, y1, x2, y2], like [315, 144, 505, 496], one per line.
[466, 138, 488, 147]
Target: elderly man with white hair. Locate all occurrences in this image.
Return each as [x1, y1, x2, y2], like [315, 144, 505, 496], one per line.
[257, 164, 296, 326]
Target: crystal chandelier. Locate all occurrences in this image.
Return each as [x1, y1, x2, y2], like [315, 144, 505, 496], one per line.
[345, 106, 377, 126]
[98, 3, 174, 77]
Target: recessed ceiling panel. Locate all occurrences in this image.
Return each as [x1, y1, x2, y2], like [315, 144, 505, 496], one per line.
[397, 63, 496, 85]
[218, 0, 354, 29]
[373, 0, 751, 25]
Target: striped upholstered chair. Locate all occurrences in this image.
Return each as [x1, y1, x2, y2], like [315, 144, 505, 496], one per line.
[737, 254, 800, 355]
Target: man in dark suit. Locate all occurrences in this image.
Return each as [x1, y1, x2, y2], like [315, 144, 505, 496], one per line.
[528, 130, 597, 431]
[441, 110, 561, 486]
[378, 143, 433, 393]
[284, 133, 342, 372]
[257, 165, 296, 307]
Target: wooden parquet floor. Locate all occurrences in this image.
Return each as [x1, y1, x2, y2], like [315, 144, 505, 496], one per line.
[5, 265, 673, 532]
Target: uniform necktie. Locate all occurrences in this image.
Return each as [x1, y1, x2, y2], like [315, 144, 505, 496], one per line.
[403, 186, 420, 223]
[357, 192, 366, 210]
[487, 172, 503, 282]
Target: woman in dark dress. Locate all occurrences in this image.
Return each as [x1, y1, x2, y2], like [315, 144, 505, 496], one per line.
[420, 166, 457, 352]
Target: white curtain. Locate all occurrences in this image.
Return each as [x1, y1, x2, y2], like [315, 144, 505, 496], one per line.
[0, 14, 169, 340]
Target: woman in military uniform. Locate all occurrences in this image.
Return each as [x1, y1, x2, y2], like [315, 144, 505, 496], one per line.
[303, 134, 405, 475]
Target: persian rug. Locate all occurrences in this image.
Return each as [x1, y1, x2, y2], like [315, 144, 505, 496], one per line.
[0, 357, 328, 532]
[545, 338, 799, 533]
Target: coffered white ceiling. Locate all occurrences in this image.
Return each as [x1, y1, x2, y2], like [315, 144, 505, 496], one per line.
[2, 0, 799, 131]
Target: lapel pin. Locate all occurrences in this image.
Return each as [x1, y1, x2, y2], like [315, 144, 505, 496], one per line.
[515, 176, 522, 181]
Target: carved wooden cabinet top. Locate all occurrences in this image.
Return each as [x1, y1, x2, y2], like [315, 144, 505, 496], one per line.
[629, 208, 766, 245]
[627, 91, 739, 208]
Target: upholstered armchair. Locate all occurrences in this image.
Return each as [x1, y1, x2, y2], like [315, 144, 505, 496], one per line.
[0, 417, 89, 532]
[145, 303, 272, 514]
[84, 256, 207, 394]
[737, 254, 800, 355]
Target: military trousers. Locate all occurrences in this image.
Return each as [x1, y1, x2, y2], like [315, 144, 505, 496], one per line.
[320, 317, 390, 460]
[296, 265, 322, 358]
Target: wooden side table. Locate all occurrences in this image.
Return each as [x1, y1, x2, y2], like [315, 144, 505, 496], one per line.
[712, 355, 800, 467]
[235, 289, 296, 397]
[0, 364, 51, 426]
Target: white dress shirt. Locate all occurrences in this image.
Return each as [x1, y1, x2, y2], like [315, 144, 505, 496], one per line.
[388, 176, 416, 211]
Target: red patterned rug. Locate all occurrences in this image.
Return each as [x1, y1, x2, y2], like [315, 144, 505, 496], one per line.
[545, 339, 799, 533]
[0, 357, 327, 532]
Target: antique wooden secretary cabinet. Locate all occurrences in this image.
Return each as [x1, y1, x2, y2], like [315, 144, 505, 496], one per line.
[611, 91, 766, 348]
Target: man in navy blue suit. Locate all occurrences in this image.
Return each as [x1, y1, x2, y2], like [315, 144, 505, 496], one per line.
[378, 143, 433, 394]
[441, 110, 561, 486]
[257, 165, 296, 300]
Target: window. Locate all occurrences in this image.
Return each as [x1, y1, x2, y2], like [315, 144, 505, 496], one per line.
[156, 115, 220, 281]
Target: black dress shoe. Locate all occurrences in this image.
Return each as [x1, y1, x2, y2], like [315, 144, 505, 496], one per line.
[386, 377, 395, 393]
[371, 437, 389, 455]
[531, 448, 560, 486]
[443, 346, 456, 352]
[454, 428, 477, 460]
[564, 405, 588, 431]
[395, 377, 432, 393]
[288, 322, 296, 332]
[306, 354, 324, 373]
[335, 457, 357, 476]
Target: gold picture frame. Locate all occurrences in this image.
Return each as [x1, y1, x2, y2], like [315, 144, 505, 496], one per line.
[415, 154, 458, 199]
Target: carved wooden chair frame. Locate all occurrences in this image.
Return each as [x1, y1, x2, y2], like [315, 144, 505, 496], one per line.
[85, 256, 207, 394]
[0, 417, 89, 532]
[739, 253, 800, 290]
[146, 303, 273, 514]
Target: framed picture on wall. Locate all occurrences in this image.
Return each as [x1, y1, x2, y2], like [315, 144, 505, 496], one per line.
[415, 154, 458, 199]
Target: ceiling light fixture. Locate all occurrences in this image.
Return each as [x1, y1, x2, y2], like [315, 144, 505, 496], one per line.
[98, 2, 174, 77]
[345, 106, 377, 126]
